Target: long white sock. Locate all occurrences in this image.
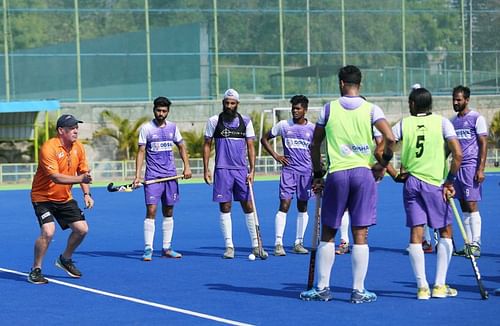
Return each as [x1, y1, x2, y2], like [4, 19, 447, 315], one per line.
[435, 238, 453, 286]
[295, 212, 309, 245]
[275, 211, 287, 245]
[463, 212, 472, 242]
[162, 216, 174, 250]
[408, 243, 428, 289]
[470, 211, 482, 244]
[144, 218, 155, 249]
[220, 212, 233, 248]
[316, 241, 335, 289]
[339, 211, 350, 243]
[351, 244, 369, 291]
[245, 213, 258, 248]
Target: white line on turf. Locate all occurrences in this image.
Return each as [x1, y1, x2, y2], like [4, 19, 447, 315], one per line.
[0, 267, 253, 326]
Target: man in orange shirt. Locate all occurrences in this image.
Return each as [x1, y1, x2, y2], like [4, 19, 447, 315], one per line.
[29, 114, 94, 284]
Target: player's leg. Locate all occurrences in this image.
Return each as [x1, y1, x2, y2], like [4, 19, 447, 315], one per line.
[300, 171, 347, 301]
[432, 225, 456, 297]
[408, 225, 430, 299]
[30, 202, 56, 284]
[235, 169, 268, 257]
[143, 183, 164, 261]
[214, 169, 235, 258]
[274, 198, 290, 256]
[403, 175, 430, 299]
[348, 168, 377, 304]
[466, 201, 481, 257]
[300, 225, 336, 301]
[161, 181, 181, 258]
[293, 199, 309, 254]
[336, 210, 350, 254]
[143, 204, 157, 261]
[53, 200, 88, 278]
[293, 173, 311, 254]
[425, 182, 457, 298]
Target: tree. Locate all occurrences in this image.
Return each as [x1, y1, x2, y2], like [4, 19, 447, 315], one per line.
[489, 111, 500, 148]
[92, 110, 149, 160]
[182, 129, 210, 158]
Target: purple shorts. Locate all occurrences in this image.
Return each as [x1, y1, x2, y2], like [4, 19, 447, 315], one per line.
[403, 175, 453, 229]
[144, 180, 179, 206]
[279, 170, 313, 201]
[321, 167, 376, 228]
[213, 168, 249, 202]
[454, 165, 482, 201]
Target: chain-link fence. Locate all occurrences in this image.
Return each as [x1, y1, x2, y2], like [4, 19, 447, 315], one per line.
[0, 1, 498, 102]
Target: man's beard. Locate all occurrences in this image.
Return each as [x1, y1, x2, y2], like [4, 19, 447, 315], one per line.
[222, 107, 238, 121]
[453, 104, 465, 113]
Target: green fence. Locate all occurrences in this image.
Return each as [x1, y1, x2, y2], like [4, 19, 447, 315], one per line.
[0, 1, 499, 102]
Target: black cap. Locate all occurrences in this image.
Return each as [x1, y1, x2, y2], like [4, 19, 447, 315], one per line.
[56, 114, 83, 128]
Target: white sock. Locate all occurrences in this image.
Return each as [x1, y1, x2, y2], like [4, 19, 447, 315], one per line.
[339, 211, 350, 243]
[470, 211, 482, 244]
[408, 243, 428, 289]
[275, 211, 287, 245]
[316, 241, 335, 289]
[220, 212, 233, 248]
[162, 216, 174, 250]
[245, 213, 258, 248]
[351, 244, 369, 291]
[424, 225, 431, 242]
[295, 212, 309, 245]
[144, 218, 155, 249]
[434, 238, 453, 286]
[463, 212, 472, 243]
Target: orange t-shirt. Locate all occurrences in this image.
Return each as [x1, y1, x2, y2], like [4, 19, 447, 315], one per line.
[31, 137, 89, 203]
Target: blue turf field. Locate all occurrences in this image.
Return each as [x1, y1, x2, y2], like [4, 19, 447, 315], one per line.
[1, 175, 500, 325]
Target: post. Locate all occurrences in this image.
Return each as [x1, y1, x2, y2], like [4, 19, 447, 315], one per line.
[144, 0, 152, 101]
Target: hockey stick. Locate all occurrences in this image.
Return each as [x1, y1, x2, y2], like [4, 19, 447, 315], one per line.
[448, 197, 489, 300]
[107, 175, 184, 192]
[307, 192, 322, 290]
[248, 181, 268, 260]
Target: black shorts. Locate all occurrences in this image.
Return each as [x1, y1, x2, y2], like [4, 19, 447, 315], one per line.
[32, 200, 85, 230]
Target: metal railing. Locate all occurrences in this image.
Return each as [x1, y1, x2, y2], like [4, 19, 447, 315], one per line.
[2, 150, 499, 185]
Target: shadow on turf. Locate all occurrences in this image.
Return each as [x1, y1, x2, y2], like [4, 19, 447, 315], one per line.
[205, 282, 353, 302]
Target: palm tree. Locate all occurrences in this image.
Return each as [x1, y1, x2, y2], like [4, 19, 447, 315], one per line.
[182, 129, 211, 158]
[489, 111, 500, 148]
[92, 110, 149, 160]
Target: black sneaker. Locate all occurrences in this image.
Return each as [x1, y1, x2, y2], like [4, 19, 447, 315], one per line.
[28, 267, 48, 284]
[55, 255, 82, 278]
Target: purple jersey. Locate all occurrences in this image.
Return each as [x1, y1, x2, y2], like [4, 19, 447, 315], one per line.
[269, 119, 315, 173]
[204, 114, 255, 169]
[450, 110, 488, 167]
[138, 120, 183, 180]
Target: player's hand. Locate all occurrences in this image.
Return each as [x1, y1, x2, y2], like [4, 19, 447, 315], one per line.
[204, 170, 212, 185]
[132, 177, 142, 189]
[443, 183, 455, 201]
[474, 170, 485, 184]
[183, 168, 192, 180]
[312, 177, 324, 193]
[393, 172, 409, 183]
[80, 172, 92, 184]
[84, 195, 94, 209]
[275, 155, 289, 166]
[246, 173, 254, 185]
[371, 163, 386, 183]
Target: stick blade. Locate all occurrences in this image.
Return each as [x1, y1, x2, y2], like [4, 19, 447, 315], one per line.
[107, 183, 118, 192]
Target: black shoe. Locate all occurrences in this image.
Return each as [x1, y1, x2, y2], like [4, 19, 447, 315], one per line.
[28, 267, 48, 284]
[55, 255, 82, 278]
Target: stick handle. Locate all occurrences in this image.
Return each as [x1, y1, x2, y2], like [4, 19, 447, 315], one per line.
[307, 193, 321, 290]
[448, 197, 470, 244]
[143, 175, 184, 185]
